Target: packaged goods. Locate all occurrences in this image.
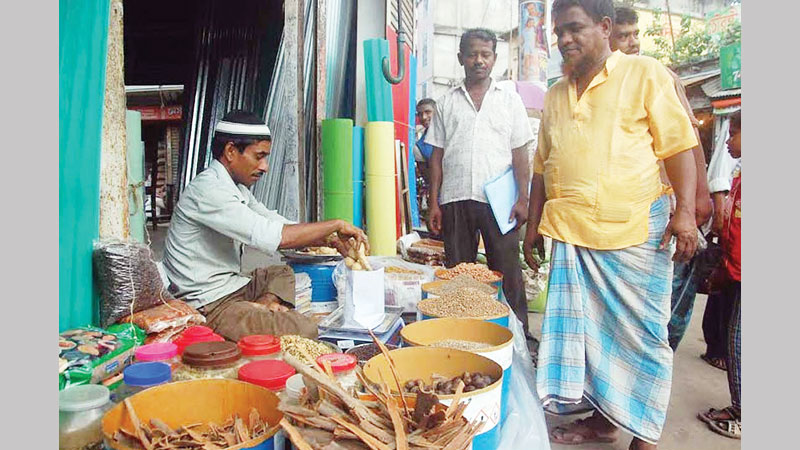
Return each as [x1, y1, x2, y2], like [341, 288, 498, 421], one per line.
[59, 326, 139, 390]
[93, 241, 174, 327]
[117, 300, 204, 333]
[172, 341, 242, 381]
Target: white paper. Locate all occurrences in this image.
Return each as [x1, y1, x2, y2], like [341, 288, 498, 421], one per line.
[344, 267, 386, 329]
[484, 168, 519, 235]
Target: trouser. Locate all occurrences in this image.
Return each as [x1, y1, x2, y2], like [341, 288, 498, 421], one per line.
[702, 288, 735, 359]
[201, 266, 317, 342]
[440, 200, 529, 335]
[725, 280, 742, 412]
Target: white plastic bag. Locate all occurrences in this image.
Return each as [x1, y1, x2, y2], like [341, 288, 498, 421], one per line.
[333, 256, 437, 313]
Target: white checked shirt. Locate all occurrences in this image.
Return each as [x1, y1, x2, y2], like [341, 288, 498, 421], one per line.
[163, 160, 294, 308]
[425, 78, 534, 205]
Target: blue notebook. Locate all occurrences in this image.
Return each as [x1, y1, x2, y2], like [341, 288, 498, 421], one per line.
[484, 167, 519, 235]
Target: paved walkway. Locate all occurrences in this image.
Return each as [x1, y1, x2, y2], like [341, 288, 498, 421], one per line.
[528, 295, 740, 450]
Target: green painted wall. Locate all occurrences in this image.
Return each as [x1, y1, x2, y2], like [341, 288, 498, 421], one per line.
[59, 0, 110, 330]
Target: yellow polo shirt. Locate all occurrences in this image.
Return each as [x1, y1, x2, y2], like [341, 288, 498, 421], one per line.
[533, 51, 697, 250]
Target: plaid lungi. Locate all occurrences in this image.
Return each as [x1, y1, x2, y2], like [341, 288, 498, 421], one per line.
[537, 195, 674, 443]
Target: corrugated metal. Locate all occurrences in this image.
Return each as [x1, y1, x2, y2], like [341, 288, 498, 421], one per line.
[701, 76, 742, 99]
[680, 69, 720, 87]
[177, 0, 273, 192]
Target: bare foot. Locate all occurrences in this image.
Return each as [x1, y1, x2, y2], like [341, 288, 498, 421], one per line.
[550, 412, 619, 445]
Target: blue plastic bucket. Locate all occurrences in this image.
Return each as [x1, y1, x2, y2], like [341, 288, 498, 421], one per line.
[290, 263, 337, 301]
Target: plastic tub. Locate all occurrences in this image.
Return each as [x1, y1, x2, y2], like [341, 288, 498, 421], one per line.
[363, 347, 503, 450]
[417, 297, 511, 328]
[400, 318, 514, 420]
[102, 379, 283, 450]
[290, 263, 337, 301]
[114, 362, 172, 403]
[421, 279, 499, 300]
[285, 373, 306, 401]
[239, 360, 296, 392]
[238, 334, 282, 362]
[316, 353, 358, 395]
[134, 342, 180, 369]
[59, 384, 112, 450]
[173, 326, 225, 354]
[173, 341, 242, 381]
[344, 343, 398, 366]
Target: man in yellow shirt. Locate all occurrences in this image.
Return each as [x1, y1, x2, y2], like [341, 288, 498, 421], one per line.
[523, 1, 698, 448]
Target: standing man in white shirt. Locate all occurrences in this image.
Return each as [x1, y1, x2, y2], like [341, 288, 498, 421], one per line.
[425, 28, 535, 337]
[163, 110, 368, 341]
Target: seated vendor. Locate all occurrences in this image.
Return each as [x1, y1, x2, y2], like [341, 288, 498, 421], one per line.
[163, 110, 368, 341]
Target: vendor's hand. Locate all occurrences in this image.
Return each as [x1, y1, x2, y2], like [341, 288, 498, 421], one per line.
[428, 204, 443, 235]
[333, 220, 369, 254]
[509, 198, 529, 231]
[660, 208, 698, 262]
[523, 226, 545, 271]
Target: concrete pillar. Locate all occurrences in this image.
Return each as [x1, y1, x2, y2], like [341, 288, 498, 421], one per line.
[99, 0, 130, 240]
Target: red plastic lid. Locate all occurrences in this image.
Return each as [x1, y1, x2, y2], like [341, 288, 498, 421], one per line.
[174, 326, 224, 353]
[238, 360, 296, 391]
[238, 335, 281, 356]
[316, 353, 357, 373]
[135, 342, 178, 362]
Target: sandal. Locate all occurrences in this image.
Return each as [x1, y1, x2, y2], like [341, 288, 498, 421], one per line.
[549, 418, 619, 445]
[698, 406, 738, 426]
[707, 417, 741, 439]
[701, 353, 727, 371]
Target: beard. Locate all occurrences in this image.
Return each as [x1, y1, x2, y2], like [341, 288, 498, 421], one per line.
[561, 52, 597, 81]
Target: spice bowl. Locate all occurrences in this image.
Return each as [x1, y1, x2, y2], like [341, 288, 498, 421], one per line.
[102, 379, 283, 450]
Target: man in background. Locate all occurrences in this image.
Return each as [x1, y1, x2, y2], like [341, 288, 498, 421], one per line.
[426, 28, 535, 337]
[610, 5, 713, 351]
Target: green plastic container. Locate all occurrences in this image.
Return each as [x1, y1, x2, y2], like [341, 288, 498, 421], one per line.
[322, 119, 354, 223]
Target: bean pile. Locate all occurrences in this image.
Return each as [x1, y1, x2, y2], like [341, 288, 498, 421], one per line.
[280, 335, 336, 365]
[430, 339, 491, 351]
[404, 371, 497, 395]
[426, 274, 497, 296]
[438, 263, 501, 283]
[418, 288, 507, 318]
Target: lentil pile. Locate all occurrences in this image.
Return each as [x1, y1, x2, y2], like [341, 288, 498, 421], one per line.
[437, 263, 501, 283]
[430, 339, 491, 351]
[425, 274, 497, 296]
[404, 371, 497, 395]
[418, 287, 507, 318]
[280, 335, 335, 365]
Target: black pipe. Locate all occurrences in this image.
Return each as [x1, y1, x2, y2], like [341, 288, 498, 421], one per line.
[382, 0, 406, 85]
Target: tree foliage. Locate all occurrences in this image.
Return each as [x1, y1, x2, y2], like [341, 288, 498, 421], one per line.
[642, 8, 741, 67]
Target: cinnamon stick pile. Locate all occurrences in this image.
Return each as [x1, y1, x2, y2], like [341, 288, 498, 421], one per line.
[112, 399, 275, 450]
[279, 334, 483, 450]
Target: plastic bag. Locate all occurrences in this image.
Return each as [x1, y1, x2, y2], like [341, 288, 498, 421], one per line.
[118, 299, 205, 334]
[333, 256, 437, 313]
[93, 240, 174, 327]
[59, 326, 141, 390]
[496, 299, 552, 450]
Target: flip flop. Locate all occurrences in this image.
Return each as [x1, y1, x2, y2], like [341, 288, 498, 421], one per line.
[701, 353, 727, 371]
[707, 417, 741, 439]
[549, 418, 618, 445]
[698, 406, 738, 426]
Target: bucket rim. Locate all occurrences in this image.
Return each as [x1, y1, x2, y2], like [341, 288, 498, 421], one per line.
[400, 318, 513, 353]
[417, 300, 510, 321]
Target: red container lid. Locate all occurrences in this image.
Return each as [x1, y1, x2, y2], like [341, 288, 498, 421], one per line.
[316, 353, 357, 373]
[135, 342, 178, 362]
[238, 360, 296, 391]
[238, 335, 281, 356]
[174, 326, 225, 354]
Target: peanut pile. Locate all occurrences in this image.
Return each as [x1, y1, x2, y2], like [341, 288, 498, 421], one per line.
[418, 288, 507, 318]
[438, 263, 501, 283]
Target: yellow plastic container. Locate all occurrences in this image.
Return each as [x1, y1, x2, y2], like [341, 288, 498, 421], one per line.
[400, 318, 514, 420]
[363, 347, 503, 450]
[102, 379, 283, 450]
